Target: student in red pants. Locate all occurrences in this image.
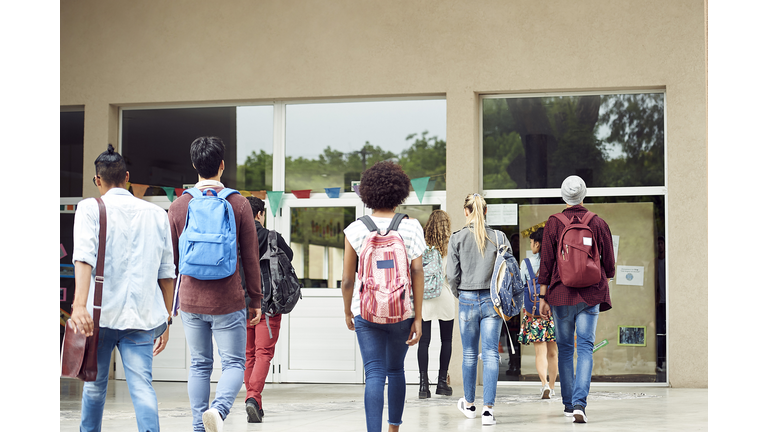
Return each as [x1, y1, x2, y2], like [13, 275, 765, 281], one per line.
[241, 197, 294, 423]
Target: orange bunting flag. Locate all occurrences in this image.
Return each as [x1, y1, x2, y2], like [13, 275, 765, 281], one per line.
[131, 183, 149, 199]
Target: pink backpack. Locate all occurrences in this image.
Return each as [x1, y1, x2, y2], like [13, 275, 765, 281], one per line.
[357, 214, 413, 324]
[553, 211, 602, 288]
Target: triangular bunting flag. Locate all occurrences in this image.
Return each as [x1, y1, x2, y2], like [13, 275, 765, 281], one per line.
[251, 190, 267, 200]
[131, 183, 149, 199]
[162, 187, 176, 202]
[175, 188, 184, 198]
[410, 176, 430, 203]
[266, 191, 284, 217]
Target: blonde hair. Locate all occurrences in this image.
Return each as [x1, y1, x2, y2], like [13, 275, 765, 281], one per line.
[424, 209, 451, 257]
[464, 193, 491, 257]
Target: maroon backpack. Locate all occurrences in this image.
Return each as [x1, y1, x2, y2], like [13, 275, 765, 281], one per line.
[553, 211, 601, 288]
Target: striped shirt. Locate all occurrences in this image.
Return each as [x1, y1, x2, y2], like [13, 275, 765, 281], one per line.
[344, 216, 427, 316]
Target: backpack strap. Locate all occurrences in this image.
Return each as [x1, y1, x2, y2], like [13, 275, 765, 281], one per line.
[554, 211, 597, 227]
[183, 188, 203, 198]
[523, 258, 539, 307]
[217, 188, 240, 200]
[358, 213, 409, 235]
[384, 213, 408, 235]
[359, 215, 379, 233]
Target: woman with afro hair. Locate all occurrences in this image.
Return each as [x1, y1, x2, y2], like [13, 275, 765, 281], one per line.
[341, 160, 426, 432]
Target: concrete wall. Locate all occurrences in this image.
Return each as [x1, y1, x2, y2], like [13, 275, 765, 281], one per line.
[61, 0, 707, 387]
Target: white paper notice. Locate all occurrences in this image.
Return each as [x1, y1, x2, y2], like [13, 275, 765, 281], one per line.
[486, 204, 518, 226]
[612, 235, 620, 262]
[616, 265, 644, 286]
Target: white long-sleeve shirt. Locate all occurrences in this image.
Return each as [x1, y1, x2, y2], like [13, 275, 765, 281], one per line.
[72, 187, 176, 330]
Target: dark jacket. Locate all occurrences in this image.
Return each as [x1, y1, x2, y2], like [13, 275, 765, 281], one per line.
[241, 221, 294, 307]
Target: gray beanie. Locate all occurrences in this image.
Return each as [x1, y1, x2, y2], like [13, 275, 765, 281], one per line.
[561, 175, 587, 205]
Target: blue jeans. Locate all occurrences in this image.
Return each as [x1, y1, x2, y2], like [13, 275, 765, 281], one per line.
[552, 303, 600, 409]
[458, 290, 503, 407]
[181, 309, 247, 432]
[354, 315, 413, 432]
[80, 327, 159, 432]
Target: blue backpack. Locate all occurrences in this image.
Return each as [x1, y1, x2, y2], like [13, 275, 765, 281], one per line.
[489, 231, 525, 321]
[178, 187, 240, 280]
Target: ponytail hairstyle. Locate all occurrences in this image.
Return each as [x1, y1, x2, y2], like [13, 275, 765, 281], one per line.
[463, 193, 490, 257]
[424, 209, 451, 257]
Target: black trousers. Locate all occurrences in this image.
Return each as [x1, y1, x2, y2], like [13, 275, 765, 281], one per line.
[417, 319, 454, 373]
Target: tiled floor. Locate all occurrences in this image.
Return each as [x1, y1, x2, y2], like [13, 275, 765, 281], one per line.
[60, 378, 707, 431]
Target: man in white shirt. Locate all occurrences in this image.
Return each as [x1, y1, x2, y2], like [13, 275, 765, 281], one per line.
[70, 144, 176, 432]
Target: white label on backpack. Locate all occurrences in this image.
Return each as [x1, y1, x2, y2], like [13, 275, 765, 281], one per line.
[583, 237, 593, 246]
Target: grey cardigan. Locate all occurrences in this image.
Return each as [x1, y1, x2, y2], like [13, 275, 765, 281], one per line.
[446, 225, 512, 297]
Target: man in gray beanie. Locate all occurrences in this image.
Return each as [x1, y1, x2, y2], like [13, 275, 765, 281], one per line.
[536, 175, 615, 424]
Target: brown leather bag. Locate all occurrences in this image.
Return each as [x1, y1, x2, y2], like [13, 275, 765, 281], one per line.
[61, 197, 107, 382]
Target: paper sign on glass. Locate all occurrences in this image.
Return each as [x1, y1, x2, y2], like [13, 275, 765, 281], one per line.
[616, 265, 644, 286]
[486, 204, 518, 226]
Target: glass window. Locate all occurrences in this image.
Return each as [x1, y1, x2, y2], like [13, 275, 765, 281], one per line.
[486, 195, 667, 383]
[285, 99, 446, 193]
[61, 111, 84, 197]
[121, 106, 273, 193]
[482, 92, 665, 189]
[290, 207, 356, 288]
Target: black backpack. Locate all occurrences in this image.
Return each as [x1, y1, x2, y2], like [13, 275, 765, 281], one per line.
[261, 230, 303, 318]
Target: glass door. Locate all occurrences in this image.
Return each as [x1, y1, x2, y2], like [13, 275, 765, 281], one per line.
[274, 197, 365, 383]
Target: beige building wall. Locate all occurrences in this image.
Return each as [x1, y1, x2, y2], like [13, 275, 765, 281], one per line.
[61, 0, 707, 387]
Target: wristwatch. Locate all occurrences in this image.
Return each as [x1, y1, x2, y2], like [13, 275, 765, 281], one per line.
[168, 317, 173, 326]
[537, 294, 546, 299]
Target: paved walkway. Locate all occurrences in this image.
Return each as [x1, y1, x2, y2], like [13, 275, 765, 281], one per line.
[60, 379, 707, 431]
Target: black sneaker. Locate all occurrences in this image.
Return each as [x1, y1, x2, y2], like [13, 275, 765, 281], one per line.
[564, 406, 574, 417]
[246, 398, 263, 423]
[572, 405, 587, 423]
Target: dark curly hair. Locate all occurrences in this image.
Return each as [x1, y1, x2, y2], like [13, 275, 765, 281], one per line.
[358, 161, 411, 210]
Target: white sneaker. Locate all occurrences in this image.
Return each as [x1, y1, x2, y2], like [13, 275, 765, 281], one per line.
[482, 407, 496, 426]
[572, 405, 588, 423]
[202, 408, 224, 432]
[457, 397, 477, 419]
[541, 385, 551, 399]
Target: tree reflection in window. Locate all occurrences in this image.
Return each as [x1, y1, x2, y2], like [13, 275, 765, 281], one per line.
[483, 93, 664, 189]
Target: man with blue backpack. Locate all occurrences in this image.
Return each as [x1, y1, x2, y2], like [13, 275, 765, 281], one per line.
[168, 136, 263, 432]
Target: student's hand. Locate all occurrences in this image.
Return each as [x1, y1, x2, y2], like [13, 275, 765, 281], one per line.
[249, 308, 262, 326]
[70, 304, 94, 337]
[539, 299, 549, 318]
[406, 319, 422, 346]
[153, 326, 169, 356]
[345, 311, 355, 331]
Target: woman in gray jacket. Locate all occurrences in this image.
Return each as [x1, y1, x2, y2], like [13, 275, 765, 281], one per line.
[446, 193, 511, 426]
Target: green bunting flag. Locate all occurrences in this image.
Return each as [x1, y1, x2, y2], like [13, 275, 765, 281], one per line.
[266, 191, 284, 217]
[162, 187, 176, 202]
[410, 176, 430, 203]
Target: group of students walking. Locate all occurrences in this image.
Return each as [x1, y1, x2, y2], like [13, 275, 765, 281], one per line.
[68, 137, 614, 432]
[342, 162, 615, 431]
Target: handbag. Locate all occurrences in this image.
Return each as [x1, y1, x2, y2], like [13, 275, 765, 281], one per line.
[61, 197, 107, 382]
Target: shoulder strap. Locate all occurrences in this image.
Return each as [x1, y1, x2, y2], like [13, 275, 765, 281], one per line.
[184, 188, 203, 199]
[524, 258, 537, 285]
[93, 198, 107, 323]
[218, 188, 240, 200]
[553, 212, 571, 226]
[384, 213, 408, 235]
[359, 215, 379, 233]
[580, 211, 596, 226]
